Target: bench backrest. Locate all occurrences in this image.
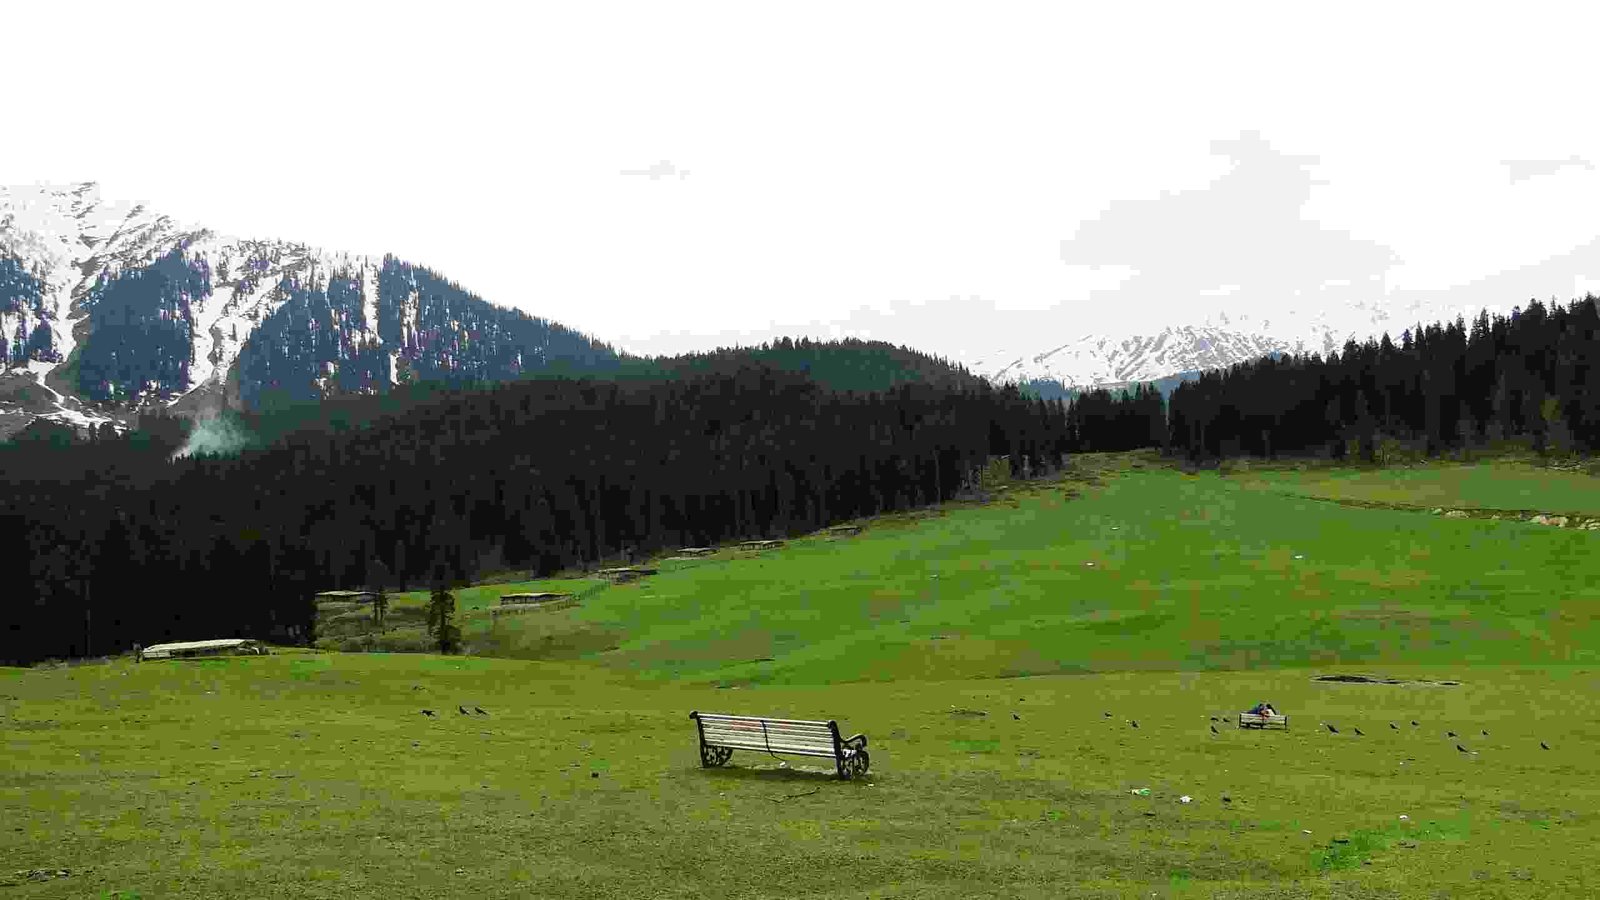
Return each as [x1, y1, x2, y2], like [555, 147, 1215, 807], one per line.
[691, 712, 840, 756]
[1238, 712, 1289, 727]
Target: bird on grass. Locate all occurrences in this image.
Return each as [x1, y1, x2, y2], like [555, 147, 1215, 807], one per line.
[1129, 720, 1139, 729]
[475, 707, 489, 716]
[1210, 725, 1220, 735]
[1541, 741, 1550, 751]
[458, 705, 471, 715]
[1411, 720, 1419, 727]
[420, 709, 436, 717]
[1481, 729, 1488, 737]
[1324, 723, 1339, 734]
[1209, 716, 1218, 722]
[1447, 731, 1457, 738]
[1456, 744, 1471, 754]
[1103, 712, 1112, 718]
[1012, 713, 1020, 721]
[1390, 723, 1398, 730]
[1353, 727, 1364, 736]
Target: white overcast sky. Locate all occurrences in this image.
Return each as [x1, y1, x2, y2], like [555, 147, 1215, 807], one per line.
[7, 1, 1600, 366]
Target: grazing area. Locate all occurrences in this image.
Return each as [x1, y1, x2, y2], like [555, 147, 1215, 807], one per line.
[4, 654, 1598, 898]
[324, 451, 1600, 684]
[8, 451, 1600, 898]
[1237, 457, 1600, 517]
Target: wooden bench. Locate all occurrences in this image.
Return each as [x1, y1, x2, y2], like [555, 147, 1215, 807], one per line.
[689, 711, 870, 780]
[1237, 712, 1290, 730]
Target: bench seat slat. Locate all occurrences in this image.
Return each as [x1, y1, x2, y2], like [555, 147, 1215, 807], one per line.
[700, 722, 833, 736]
[707, 739, 844, 752]
[701, 739, 836, 754]
[700, 724, 833, 737]
[693, 714, 834, 728]
[700, 730, 835, 747]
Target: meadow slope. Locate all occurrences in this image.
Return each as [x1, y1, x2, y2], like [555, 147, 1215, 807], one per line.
[8, 453, 1600, 898]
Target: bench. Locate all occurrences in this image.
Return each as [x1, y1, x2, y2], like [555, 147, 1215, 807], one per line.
[689, 711, 870, 780]
[1237, 712, 1290, 730]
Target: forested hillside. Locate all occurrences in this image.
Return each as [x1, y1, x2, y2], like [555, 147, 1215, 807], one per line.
[1168, 296, 1600, 460]
[192, 336, 984, 451]
[1, 364, 1159, 665]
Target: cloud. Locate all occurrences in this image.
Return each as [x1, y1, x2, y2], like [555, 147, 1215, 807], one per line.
[621, 160, 690, 181]
[1501, 156, 1594, 184]
[1056, 129, 1400, 336]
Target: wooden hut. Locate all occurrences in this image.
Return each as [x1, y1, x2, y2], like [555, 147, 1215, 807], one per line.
[596, 566, 657, 583]
[500, 592, 572, 606]
[315, 590, 378, 604]
[139, 638, 267, 661]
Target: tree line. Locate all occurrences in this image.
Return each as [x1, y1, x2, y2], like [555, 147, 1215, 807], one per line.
[1168, 296, 1600, 461]
[0, 363, 1162, 665]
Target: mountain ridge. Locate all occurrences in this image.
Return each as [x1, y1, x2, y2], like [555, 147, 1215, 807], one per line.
[1, 182, 619, 439]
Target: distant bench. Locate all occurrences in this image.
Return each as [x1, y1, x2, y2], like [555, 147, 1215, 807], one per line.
[1237, 712, 1289, 730]
[689, 712, 870, 780]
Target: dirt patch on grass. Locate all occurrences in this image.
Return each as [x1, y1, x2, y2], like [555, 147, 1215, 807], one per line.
[1314, 674, 1461, 686]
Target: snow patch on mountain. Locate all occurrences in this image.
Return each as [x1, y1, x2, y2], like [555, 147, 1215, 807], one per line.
[981, 293, 1524, 392]
[3, 182, 431, 430]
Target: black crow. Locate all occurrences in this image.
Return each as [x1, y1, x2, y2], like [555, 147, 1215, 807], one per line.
[1324, 723, 1339, 734]
[1411, 720, 1419, 726]
[421, 709, 436, 717]
[1390, 723, 1398, 730]
[1447, 731, 1457, 738]
[1130, 720, 1139, 728]
[458, 705, 471, 715]
[1481, 729, 1488, 737]
[1541, 741, 1550, 750]
[1210, 716, 1218, 722]
[1354, 727, 1364, 736]
[1210, 725, 1219, 735]
[475, 707, 489, 716]
[1012, 713, 1020, 721]
[1456, 744, 1469, 753]
[1104, 712, 1112, 718]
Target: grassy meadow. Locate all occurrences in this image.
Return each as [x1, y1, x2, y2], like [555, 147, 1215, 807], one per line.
[7, 451, 1600, 898]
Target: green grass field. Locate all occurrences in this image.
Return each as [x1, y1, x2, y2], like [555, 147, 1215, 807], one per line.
[1239, 459, 1600, 516]
[7, 451, 1600, 898]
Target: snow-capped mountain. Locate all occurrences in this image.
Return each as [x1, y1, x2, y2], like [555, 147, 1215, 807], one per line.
[981, 326, 1294, 389]
[1, 182, 614, 441]
[976, 298, 1487, 391]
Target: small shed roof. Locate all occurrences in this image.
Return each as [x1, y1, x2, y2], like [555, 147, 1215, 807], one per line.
[142, 638, 261, 654]
[502, 592, 571, 603]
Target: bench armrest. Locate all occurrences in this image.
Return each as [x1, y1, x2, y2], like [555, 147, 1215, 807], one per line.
[842, 733, 868, 750]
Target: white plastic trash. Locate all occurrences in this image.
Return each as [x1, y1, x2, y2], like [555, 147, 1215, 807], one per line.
[1179, 795, 1192, 804]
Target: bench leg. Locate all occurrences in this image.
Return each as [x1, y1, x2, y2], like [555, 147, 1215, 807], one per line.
[837, 751, 869, 780]
[700, 746, 732, 768]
